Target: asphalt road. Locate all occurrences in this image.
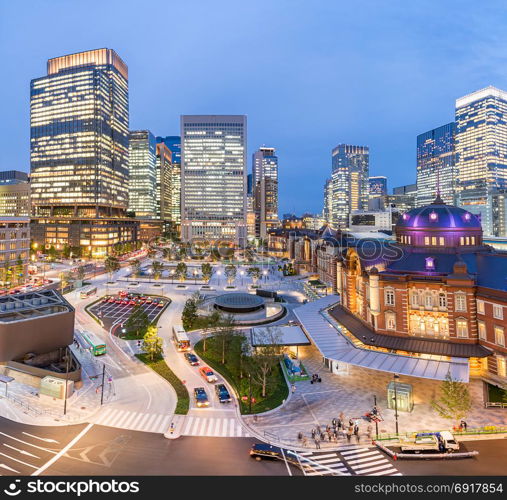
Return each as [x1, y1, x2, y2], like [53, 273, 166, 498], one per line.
[0, 417, 298, 476]
[388, 439, 507, 476]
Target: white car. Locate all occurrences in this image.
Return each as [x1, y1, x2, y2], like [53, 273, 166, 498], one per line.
[199, 366, 218, 383]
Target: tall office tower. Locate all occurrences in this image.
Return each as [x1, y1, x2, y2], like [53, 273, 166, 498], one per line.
[180, 115, 247, 243]
[156, 136, 181, 227]
[252, 147, 279, 238]
[330, 144, 369, 228]
[455, 86, 507, 235]
[155, 142, 172, 220]
[368, 176, 388, 198]
[387, 183, 417, 213]
[0, 170, 31, 216]
[30, 49, 137, 256]
[323, 178, 332, 224]
[0, 171, 29, 185]
[128, 130, 157, 218]
[416, 122, 456, 207]
[247, 173, 253, 195]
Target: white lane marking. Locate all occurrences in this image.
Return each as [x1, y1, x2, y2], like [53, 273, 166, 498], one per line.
[150, 415, 165, 432]
[0, 452, 37, 469]
[182, 417, 194, 435]
[94, 408, 113, 424]
[0, 463, 20, 473]
[340, 447, 371, 456]
[32, 424, 94, 476]
[22, 433, 58, 444]
[280, 448, 293, 476]
[156, 416, 171, 433]
[3, 444, 40, 459]
[0, 433, 55, 454]
[140, 414, 158, 432]
[351, 458, 389, 470]
[307, 453, 337, 460]
[348, 454, 386, 465]
[354, 463, 393, 474]
[135, 412, 152, 431]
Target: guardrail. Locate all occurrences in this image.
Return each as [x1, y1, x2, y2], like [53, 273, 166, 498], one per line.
[485, 402, 507, 408]
[0, 393, 43, 417]
[373, 426, 507, 441]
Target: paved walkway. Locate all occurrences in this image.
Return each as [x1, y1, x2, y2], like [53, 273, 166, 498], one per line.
[243, 345, 507, 448]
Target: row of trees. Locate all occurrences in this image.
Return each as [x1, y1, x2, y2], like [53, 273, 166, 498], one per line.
[0, 255, 25, 287]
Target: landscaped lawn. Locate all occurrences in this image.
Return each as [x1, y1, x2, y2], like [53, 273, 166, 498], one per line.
[194, 336, 288, 414]
[135, 354, 189, 415]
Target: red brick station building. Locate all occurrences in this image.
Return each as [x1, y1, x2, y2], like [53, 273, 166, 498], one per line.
[274, 196, 507, 393]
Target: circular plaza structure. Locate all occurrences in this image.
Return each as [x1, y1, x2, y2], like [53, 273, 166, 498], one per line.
[214, 292, 265, 313]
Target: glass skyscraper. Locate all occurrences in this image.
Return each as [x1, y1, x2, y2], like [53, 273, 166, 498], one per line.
[180, 115, 247, 243]
[29, 49, 137, 256]
[368, 176, 388, 198]
[128, 130, 157, 218]
[416, 122, 456, 207]
[252, 147, 279, 238]
[30, 48, 129, 217]
[330, 144, 369, 228]
[455, 86, 507, 235]
[156, 136, 181, 226]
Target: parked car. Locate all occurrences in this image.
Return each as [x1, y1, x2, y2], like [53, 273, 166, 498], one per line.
[184, 353, 199, 366]
[194, 387, 210, 407]
[215, 383, 232, 403]
[199, 366, 218, 383]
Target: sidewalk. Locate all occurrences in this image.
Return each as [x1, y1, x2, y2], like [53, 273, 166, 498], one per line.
[241, 345, 507, 450]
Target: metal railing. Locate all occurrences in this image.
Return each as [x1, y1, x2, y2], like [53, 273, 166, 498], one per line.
[484, 402, 507, 409]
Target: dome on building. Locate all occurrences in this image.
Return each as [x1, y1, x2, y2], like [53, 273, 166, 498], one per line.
[395, 196, 483, 250]
[396, 196, 481, 231]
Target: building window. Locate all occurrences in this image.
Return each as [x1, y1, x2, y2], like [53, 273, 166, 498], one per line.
[495, 326, 505, 347]
[493, 304, 503, 320]
[460, 237, 464, 245]
[498, 357, 507, 378]
[478, 321, 486, 340]
[411, 291, 418, 307]
[439, 293, 447, 309]
[425, 257, 435, 270]
[439, 237, 445, 246]
[425, 293, 433, 308]
[476, 300, 485, 315]
[471, 236, 476, 245]
[456, 318, 468, 338]
[424, 236, 430, 245]
[385, 288, 395, 306]
[455, 292, 467, 312]
[385, 312, 396, 330]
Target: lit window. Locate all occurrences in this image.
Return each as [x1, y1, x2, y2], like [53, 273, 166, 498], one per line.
[456, 318, 468, 338]
[498, 357, 507, 378]
[385, 312, 396, 330]
[439, 293, 447, 308]
[425, 293, 433, 308]
[411, 291, 418, 307]
[476, 300, 485, 315]
[424, 236, 430, 245]
[493, 304, 503, 320]
[431, 236, 437, 245]
[460, 237, 464, 245]
[385, 288, 395, 306]
[455, 293, 467, 312]
[425, 257, 435, 270]
[478, 321, 486, 340]
[495, 326, 505, 347]
[439, 237, 444, 246]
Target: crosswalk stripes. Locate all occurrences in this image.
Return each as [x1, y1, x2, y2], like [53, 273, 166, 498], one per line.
[340, 447, 400, 476]
[296, 446, 402, 477]
[181, 416, 250, 437]
[93, 408, 172, 434]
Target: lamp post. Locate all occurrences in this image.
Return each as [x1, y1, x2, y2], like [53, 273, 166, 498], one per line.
[240, 270, 244, 286]
[63, 346, 70, 416]
[170, 269, 175, 284]
[374, 394, 379, 439]
[193, 269, 198, 284]
[217, 270, 221, 287]
[393, 373, 400, 435]
[263, 269, 267, 283]
[148, 268, 152, 283]
[126, 267, 130, 283]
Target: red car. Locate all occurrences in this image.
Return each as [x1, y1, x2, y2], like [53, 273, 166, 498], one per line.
[157, 301, 164, 308]
[145, 298, 152, 304]
[122, 299, 129, 305]
[108, 297, 115, 303]
[129, 300, 136, 305]
[102, 297, 109, 303]
[115, 299, 122, 304]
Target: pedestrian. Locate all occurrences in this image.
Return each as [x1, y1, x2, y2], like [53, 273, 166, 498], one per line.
[291, 384, 296, 394]
[346, 430, 352, 442]
[302, 436, 308, 448]
[314, 436, 321, 449]
[311, 428, 316, 439]
[316, 424, 321, 435]
[354, 424, 359, 436]
[461, 420, 468, 431]
[355, 433, 360, 443]
[366, 425, 372, 439]
[327, 429, 332, 441]
[332, 418, 337, 427]
[320, 431, 325, 441]
[337, 419, 342, 430]
[349, 419, 354, 427]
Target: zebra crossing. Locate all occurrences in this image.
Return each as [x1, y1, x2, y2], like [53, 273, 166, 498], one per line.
[181, 416, 251, 437]
[297, 445, 401, 476]
[340, 445, 401, 476]
[93, 408, 172, 434]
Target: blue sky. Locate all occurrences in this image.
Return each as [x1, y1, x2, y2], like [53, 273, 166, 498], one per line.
[1, 0, 507, 215]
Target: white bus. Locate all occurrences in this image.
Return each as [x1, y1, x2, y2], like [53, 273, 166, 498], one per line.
[172, 325, 190, 352]
[80, 285, 97, 299]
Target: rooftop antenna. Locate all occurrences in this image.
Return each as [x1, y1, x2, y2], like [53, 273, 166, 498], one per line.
[433, 163, 444, 204]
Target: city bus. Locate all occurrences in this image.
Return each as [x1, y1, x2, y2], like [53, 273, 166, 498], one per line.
[172, 325, 190, 352]
[81, 331, 107, 356]
[80, 285, 97, 299]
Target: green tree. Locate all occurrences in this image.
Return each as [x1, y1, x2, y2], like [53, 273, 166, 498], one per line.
[59, 271, 72, 292]
[131, 259, 141, 278]
[200, 310, 221, 353]
[214, 314, 237, 365]
[247, 266, 262, 285]
[224, 264, 237, 285]
[181, 298, 198, 330]
[75, 265, 85, 282]
[175, 262, 188, 282]
[124, 304, 151, 338]
[62, 244, 72, 259]
[15, 255, 24, 285]
[142, 325, 164, 361]
[47, 245, 58, 262]
[104, 256, 120, 281]
[201, 263, 213, 284]
[152, 261, 164, 280]
[431, 372, 472, 425]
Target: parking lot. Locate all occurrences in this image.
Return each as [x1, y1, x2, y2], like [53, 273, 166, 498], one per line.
[89, 292, 170, 329]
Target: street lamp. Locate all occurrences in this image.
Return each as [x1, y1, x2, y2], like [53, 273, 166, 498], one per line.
[217, 270, 221, 287]
[263, 269, 267, 282]
[170, 269, 175, 284]
[126, 267, 130, 283]
[193, 269, 198, 284]
[240, 270, 245, 286]
[148, 268, 153, 283]
[393, 373, 400, 435]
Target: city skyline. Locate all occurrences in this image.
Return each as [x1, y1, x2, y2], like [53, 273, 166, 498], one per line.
[3, 0, 507, 215]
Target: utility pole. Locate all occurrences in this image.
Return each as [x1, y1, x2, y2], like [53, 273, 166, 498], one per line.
[393, 374, 399, 435]
[374, 394, 379, 439]
[63, 347, 70, 415]
[248, 373, 252, 414]
[100, 364, 106, 405]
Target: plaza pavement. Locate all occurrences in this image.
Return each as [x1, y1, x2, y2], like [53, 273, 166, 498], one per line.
[243, 345, 507, 449]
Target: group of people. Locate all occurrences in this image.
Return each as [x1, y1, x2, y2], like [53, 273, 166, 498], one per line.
[299, 413, 373, 449]
[310, 373, 322, 384]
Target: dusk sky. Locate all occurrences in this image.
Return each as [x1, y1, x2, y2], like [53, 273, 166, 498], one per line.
[1, 0, 507, 215]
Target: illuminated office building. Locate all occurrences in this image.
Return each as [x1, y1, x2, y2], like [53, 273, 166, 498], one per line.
[180, 115, 247, 243]
[0, 217, 30, 286]
[128, 130, 157, 218]
[455, 86, 507, 235]
[156, 136, 181, 227]
[0, 171, 29, 185]
[330, 144, 369, 228]
[0, 184, 31, 217]
[416, 122, 456, 207]
[323, 178, 332, 224]
[368, 176, 388, 198]
[156, 142, 172, 221]
[252, 147, 279, 238]
[30, 49, 137, 256]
